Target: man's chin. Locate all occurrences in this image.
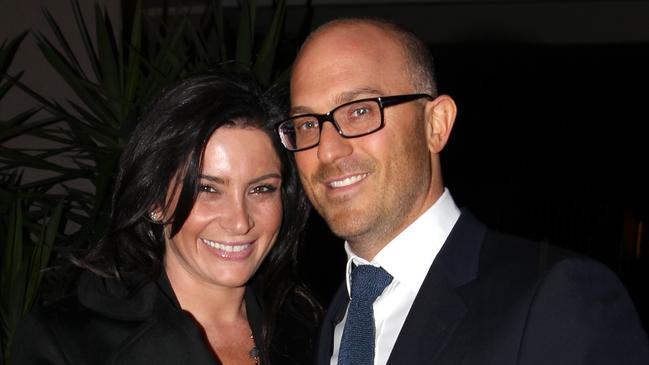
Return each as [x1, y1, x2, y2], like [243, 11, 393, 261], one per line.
[323, 213, 370, 240]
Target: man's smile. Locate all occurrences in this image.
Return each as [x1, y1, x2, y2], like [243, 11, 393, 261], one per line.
[327, 173, 370, 189]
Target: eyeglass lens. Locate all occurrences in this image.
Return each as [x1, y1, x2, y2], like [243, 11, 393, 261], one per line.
[280, 99, 382, 150]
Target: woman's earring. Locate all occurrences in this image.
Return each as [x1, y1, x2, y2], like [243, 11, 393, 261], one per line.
[149, 211, 161, 223]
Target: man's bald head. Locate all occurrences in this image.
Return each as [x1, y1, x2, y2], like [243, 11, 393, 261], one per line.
[298, 17, 438, 96]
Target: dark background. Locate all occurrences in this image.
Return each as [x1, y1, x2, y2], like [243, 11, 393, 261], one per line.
[284, 1, 649, 330]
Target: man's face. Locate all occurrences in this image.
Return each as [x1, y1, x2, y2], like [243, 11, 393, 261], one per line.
[290, 24, 439, 256]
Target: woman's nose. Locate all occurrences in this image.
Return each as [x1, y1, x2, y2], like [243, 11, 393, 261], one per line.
[219, 198, 254, 235]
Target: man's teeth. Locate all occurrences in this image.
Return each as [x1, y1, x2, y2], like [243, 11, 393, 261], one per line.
[201, 239, 250, 252]
[329, 173, 368, 188]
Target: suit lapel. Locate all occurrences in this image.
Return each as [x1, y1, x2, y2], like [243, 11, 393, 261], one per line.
[317, 211, 487, 365]
[387, 266, 466, 364]
[387, 211, 486, 364]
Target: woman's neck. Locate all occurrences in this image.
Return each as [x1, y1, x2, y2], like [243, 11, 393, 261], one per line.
[164, 261, 247, 325]
[162, 251, 259, 364]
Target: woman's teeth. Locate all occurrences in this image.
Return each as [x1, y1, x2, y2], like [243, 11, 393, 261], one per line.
[201, 238, 250, 252]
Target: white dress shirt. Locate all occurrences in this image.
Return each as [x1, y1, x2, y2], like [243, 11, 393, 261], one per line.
[330, 188, 460, 365]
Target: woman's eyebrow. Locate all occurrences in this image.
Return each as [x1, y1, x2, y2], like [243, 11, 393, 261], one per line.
[249, 173, 281, 185]
[199, 174, 226, 184]
[199, 173, 281, 186]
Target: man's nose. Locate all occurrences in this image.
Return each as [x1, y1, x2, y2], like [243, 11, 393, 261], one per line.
[317, 122, 353, 164]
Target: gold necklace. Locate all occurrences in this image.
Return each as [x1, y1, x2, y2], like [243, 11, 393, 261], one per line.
[249, 333, 260, 364]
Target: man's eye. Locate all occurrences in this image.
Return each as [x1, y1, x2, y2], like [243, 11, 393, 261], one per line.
[351, 107, 370, 118]
[297, 119, 318, 131]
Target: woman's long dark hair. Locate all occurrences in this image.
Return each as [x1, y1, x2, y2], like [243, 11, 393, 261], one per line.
[80, 71, 319, 362]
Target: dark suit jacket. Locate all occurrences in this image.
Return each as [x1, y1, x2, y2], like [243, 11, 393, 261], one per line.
[316, 211, 649, 365]
[9, 270, 263, 364]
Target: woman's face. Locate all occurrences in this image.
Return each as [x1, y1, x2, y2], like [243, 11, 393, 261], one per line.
[164, 127, 283, 290]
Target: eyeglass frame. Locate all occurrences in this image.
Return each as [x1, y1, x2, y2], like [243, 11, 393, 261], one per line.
[274, 93, 434, 151]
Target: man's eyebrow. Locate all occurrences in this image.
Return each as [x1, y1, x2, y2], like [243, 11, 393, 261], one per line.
[334, 87, 383, 105]
[289, 105, 314, 116]
[289, 87, 384, 116]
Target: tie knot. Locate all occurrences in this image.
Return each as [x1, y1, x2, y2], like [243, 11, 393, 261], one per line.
[350, 265, 393, 303]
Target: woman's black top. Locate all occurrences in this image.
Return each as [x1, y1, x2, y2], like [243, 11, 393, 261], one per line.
[10, 270, 316, 364]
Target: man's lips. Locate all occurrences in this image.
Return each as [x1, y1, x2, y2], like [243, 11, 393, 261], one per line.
[326, 173, 369, 189]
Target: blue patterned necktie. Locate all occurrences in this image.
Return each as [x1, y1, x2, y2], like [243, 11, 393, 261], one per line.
[338, 265, 394, 365]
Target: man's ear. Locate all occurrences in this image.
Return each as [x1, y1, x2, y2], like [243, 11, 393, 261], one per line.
[424, 95, 457, 154]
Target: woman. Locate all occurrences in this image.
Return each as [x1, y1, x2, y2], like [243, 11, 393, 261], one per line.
[10, 72, 320, 364]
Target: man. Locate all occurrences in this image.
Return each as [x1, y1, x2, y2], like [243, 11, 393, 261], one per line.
[275, 18, 649, 364]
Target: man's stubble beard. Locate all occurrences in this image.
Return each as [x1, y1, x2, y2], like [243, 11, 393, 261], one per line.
[308, 117, 433, 253]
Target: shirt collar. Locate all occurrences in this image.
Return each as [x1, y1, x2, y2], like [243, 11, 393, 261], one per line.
[343, 188, 460, 295]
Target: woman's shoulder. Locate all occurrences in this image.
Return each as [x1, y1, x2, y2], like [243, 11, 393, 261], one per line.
[9, 270, 163, 364]
[11, 271, 108, 350]
[9, 290, 120, 364]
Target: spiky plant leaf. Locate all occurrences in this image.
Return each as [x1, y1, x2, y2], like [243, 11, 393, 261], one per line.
[235, 0, 256, 70]
[0, 108, 43, 142]
[253, 0, 286, 86]
[24, 200, 64, 313]
[0, 31, 28, 74]
[41, 8, 86, 77]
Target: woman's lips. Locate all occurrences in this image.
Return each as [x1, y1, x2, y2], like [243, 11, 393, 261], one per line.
[200, 238, 254, 259]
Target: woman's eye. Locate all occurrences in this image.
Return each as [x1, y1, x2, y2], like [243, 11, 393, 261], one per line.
[199, 185, 219, 194]
[250, 184, 278, 195]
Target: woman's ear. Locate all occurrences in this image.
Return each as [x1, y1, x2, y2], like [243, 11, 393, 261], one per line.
[424, 95, 457, 154]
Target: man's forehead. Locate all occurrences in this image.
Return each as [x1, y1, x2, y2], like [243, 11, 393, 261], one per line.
[289, 87, 385, 115]
[290, 26, 406, 102]
[301, 22, 396, 55]
[309, 20, 393, 42]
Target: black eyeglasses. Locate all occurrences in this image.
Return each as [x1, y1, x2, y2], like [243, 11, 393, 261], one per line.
[275, 93, 434, 151]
